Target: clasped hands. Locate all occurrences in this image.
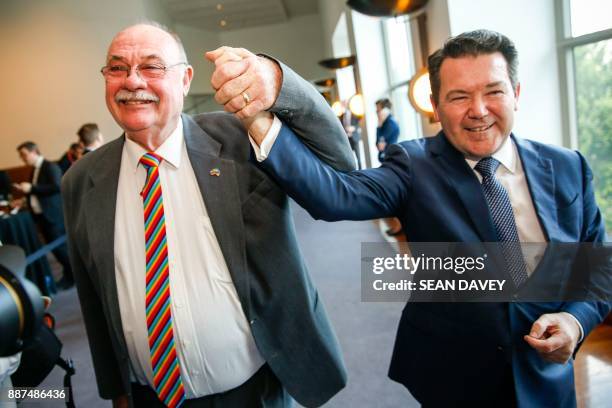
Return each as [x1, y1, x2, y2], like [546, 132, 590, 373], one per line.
[205, 47, 279, 145]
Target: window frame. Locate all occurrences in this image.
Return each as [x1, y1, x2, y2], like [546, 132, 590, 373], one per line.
[555, 0, 612, 149]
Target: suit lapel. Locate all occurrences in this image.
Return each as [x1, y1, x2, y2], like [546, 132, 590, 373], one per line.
[83, 136, 128, 351]
[182, 115, 251, 315]
[430, 132, 498, 242]
[513, 135, 557, 241]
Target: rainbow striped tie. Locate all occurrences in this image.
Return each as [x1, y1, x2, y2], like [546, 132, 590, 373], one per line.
[140, 152, 185, 408]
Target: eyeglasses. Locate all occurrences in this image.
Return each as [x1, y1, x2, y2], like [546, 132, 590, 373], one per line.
[100, 62, 187, 80]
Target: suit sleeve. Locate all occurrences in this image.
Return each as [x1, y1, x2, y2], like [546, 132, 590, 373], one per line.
[61, 174, 126, 400]
[561, 151, 611, 339]
[269, 60, 356, 173]
[259, 124, 411, 221]
[30, 162, 62, 196]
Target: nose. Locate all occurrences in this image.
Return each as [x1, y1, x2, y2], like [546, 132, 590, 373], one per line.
[123, 67, 147, 90]
[467, 95, 488, 119]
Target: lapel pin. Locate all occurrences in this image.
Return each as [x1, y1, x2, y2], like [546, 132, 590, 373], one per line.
[209, 168, 221, 177]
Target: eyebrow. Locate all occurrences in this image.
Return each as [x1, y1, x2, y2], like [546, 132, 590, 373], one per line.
[485, 81, 505, 88]
[107, 54, 165, 63]
[445, 89, 469, 99]
[445, 81, 507, 98]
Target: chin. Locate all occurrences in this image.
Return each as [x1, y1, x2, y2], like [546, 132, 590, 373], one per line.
[118, 114, 155, 132]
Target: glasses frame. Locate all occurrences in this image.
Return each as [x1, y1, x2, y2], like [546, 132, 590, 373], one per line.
[100, 61, 188, 80]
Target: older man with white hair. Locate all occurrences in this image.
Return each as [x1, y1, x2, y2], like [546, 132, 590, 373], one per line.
[62, 22, 355, 408]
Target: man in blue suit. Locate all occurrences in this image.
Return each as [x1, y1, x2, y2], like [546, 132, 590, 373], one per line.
[212, 30, 611, 406]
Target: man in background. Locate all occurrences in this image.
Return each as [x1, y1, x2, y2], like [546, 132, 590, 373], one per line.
[375, 98, 399, 162]
[14, 142, 73, 289]
[57, 142, 84, 174]
[77, 122, 104, 154]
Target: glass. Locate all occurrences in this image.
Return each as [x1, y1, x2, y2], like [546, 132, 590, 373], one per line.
[100, 62, 187, 80]
[383, 17, 414, 85]
[569, 0, 612, 37]
[573, 38, 612, 233]
[390, 84, 420, 142]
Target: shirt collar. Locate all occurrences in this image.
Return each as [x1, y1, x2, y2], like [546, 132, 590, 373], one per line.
[465, 135, 516, 174]
[124, 118, 184, 173]
[34, 156, 44, 169]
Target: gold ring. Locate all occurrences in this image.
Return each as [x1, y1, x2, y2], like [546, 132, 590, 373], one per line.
[242, 91, 251, 105]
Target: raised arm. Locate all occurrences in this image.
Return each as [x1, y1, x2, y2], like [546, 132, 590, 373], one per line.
[257, 122, 411, 221]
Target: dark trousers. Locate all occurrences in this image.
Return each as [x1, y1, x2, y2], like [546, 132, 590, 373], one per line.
[131, 364, 291, 408]
[33, 213, 73, 282]
[421, 365, 517, 408]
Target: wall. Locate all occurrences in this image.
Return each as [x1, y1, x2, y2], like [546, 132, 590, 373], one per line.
[175, 24, 220, 95]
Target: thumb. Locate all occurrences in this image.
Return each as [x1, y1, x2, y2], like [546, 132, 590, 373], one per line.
[529, 314, 554, 339]
[205, 47, 227, 62]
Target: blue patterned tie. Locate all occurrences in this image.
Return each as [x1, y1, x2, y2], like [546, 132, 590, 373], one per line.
[475, 157, 528, 286]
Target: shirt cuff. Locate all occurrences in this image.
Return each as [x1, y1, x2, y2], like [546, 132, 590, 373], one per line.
[249, 114, 282, 162]
[562, 312, 585, 343]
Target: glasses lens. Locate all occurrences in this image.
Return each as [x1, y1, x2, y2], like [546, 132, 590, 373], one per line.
[103, 65, 128, 78]
[139, 64, 166, 79]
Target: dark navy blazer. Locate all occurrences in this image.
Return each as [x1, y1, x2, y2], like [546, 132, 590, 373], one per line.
[260, 126, 611, 407]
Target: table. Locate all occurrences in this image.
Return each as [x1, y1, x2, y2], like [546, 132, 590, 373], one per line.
[0, 211, 55, 295]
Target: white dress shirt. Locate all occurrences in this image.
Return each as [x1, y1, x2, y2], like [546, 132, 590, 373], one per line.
[114, 119, 264, 399]
[29, 156, 44, 214]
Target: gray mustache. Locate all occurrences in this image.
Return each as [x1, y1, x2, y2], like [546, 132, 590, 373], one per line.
[115, 90, 160, 103]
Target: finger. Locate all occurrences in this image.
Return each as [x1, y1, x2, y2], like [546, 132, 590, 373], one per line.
[215, 74, 251, 105]
[213, 51, 243, 67]
[206, 46, 254, 62]
[223, 92, 249, 113]
[226, 47, 255, 59]
[523, 333, 565, 353]
[210, 60, 249, 90]
[529, 314, 555, 338]
[205, 46, 234, 62]
[236, 99, 266, 120]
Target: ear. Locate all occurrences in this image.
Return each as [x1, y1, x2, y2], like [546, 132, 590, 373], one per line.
[513, 82, 521, 111]
[183, 65, 194, 97]
[430, 94, 440, 122]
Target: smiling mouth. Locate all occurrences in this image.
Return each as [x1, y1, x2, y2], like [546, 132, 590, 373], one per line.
[465, 123, 494, 132]
[120, 100, 156, 105]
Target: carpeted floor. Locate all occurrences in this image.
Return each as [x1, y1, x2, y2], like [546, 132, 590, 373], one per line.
[36, 202, 416, 407]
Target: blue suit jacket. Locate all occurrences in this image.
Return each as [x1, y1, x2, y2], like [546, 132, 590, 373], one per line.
[260, 126, 611, 407]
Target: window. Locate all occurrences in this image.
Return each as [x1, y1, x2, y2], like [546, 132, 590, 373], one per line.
[558, 0, 612, 233]
[381, 16, 421, 141]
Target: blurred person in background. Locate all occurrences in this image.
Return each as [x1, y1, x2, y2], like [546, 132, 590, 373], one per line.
[77, 123, 104, 154]
[14, 142, 73, 289]
[57, 142, 84, 174]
